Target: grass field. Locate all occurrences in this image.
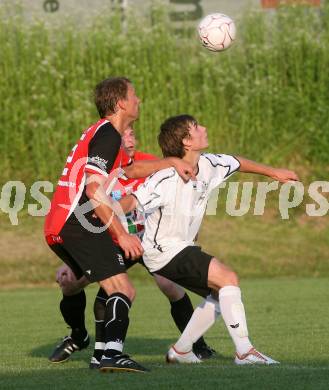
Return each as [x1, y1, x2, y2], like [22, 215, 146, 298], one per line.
[1, 1, 328, 388]
[1, 279, 329, 389]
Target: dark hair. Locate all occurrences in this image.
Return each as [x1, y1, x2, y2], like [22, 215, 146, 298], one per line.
[158, 114, 197, 158]
[94, 77, 131, 118]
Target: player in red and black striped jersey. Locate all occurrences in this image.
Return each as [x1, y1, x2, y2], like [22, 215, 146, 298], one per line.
[50, 127, 215, 368]
[45, 77, 195, 373]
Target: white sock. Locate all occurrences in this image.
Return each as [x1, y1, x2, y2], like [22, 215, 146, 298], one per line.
[174, 294, 221, 353]
[218, 286, 253, 355]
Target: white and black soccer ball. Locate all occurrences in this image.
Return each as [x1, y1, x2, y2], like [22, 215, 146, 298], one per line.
[198, 13, 236, 52]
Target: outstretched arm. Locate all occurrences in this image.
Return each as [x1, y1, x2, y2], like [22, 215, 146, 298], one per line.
[236, 156, 299, 183]
[124, 157, 195, 182]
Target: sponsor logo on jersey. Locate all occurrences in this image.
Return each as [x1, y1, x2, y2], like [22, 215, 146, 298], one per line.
[46, 234, 63, 245]
[193, 180, 209, 202]
[89, 155, 108, 171]
[193, 180, 208, 192]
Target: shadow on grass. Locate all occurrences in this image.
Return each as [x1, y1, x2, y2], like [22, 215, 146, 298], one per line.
[29, 336, 230, 363]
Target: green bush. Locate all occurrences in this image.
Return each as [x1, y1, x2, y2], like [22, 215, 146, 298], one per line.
[1, 1, 328, 185]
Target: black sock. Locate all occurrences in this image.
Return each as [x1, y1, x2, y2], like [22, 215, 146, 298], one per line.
[170, 293, 207, 348]
[103, 293, 131, 358]
[60, 291, 88, 345]
[93, 288, 107, 361]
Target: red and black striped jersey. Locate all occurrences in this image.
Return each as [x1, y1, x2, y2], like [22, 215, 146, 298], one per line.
[44, 119, 124, 237]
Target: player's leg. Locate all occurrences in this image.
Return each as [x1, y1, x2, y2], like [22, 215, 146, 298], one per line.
[155, 247, 217, 363]
[171, 290, 220, 359]
[208, 258, 279, 365]
[48, 249, 90, 363]
[89, 287, 107, 369]
[98, 273, 148, 372]
[57, 265, 90, 342]
[160, 247, 278, 365]
[58, 226, 147, 372]
[89, 257, 153, 370]
[89, 255, 137, 369]
[153, 273, 216, 360]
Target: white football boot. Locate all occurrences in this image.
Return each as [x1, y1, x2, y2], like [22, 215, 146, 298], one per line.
[235, 348, 280, 365]
[166, 346, 202, 364]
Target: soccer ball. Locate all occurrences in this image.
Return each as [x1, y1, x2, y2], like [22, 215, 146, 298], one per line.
[198, 13, 236, 52]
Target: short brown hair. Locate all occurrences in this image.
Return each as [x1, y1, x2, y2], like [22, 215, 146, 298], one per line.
[158, 114, 197, 158]
[94, 77, 131, 118]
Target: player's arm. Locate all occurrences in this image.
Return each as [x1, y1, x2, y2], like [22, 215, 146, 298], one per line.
[119, 170, 170, 216]
[124, 157, 195, 182]
[236, 156, 299, 183]
[118, 194, 138, 215]
[85, 124, 143, 259]
[85, 173, 143, 259]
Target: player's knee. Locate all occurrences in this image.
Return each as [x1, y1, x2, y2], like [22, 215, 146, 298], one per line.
[154, 275, 184, 301]
[117, 278, 136, 301]
[124, 285, 136, 302]
[164, 283, 184, 301]
[223, 270, 239, 286]
[113, 285, 135, 302]
[100, 278, 136, 302]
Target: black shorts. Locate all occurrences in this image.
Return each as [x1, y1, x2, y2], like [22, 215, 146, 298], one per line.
[154, 246, 213, 298]
[124, 256, 147, 271]
[48, 222, 126, 283]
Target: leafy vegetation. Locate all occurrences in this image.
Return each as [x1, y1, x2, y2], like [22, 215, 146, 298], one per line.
[1, 1, 329, 186]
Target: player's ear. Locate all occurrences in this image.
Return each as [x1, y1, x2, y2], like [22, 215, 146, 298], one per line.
[117, 98, 127, 111]
[182, 136, 192, 148]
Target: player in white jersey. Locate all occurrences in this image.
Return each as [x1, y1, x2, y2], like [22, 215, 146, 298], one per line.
[119, 114, 299, 365]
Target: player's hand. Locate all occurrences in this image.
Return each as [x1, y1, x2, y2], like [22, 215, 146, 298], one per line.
[56, 265, 76, 286]
[117, 233, 144, 260]
[170, 158, 195, 182]
[271, 168, 300, 183]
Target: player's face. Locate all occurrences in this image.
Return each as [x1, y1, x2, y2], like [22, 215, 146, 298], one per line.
[124, 84, 140, 121]
[122, 127, 137, 157]
[187, 123, 208, 151]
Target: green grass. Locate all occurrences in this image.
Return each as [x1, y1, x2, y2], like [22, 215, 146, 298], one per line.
[1, 1, 329, 185]
[1, 279, 329, 389]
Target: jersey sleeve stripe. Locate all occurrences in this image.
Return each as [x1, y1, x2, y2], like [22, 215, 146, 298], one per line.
[203, 153, 240, 178]
[229, 155, 241, 176]
[222, 155, 241, 177]
[85, 164, 108, 177]
[131, 192, 144, 209]
[153, 207, 163, 252]
[153, 170, 176, 189]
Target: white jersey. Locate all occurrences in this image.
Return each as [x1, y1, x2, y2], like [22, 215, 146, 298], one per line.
[133, 153, 240, 272]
